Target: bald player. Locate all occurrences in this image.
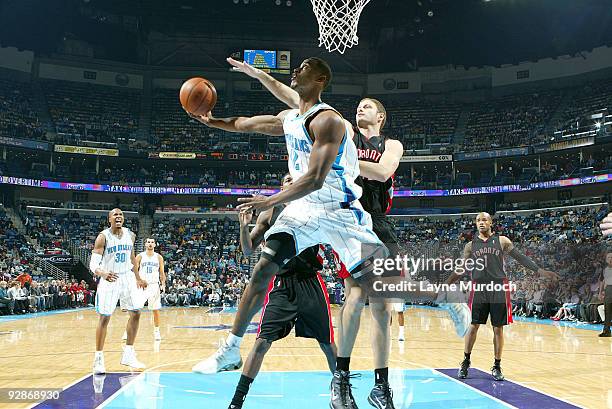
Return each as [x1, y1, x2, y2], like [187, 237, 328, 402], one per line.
[91, 208, 148, 374]
[458, 212, 558, 381]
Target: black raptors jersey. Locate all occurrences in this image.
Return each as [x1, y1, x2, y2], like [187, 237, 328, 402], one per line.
[353, 128, 394, 216]
[471, 235, 506, 281]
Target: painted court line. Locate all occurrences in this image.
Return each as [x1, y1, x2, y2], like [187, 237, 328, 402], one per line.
[433, 369, 518, 409]
[27, 373, 91, 409]
[96, 372, 146, 409]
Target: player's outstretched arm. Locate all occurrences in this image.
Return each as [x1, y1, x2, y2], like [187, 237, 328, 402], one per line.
[500, 236, 559, 280]
[187, 109, 291, 136]
[446, 242, 473, 284]
[359, 139, 404, 182]
[237, 111, 346, 212]
[601, 212, 612, 236]
[227, 57, 299, 109]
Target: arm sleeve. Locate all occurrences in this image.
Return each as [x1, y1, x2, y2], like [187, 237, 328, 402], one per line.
[508, 247, 539, 272]
[89, 253, 103, 275]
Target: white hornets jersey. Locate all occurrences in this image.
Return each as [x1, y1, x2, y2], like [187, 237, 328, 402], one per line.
[139, 251, 161, 284]
[101, 227, 134, 274]
[283, 102, 362, 204]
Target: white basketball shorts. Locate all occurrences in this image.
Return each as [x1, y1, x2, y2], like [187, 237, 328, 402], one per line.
[264, 199, 385, 275]
[95, 273, 146, 316]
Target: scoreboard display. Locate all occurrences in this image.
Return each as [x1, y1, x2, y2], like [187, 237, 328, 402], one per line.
[244, 50, 276, 69]
[240, 50, 291, 74]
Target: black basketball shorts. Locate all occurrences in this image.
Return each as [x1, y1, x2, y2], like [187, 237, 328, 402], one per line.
[257, 271, 334, 344]
[468, 279, 513, 327]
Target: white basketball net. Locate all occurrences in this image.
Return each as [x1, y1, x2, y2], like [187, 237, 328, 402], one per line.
[310, 0, 372, 54]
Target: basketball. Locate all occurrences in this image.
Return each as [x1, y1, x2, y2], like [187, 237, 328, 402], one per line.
[179, 77, 217, 116]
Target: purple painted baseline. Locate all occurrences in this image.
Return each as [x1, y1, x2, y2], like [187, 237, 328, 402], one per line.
[436, 368, 582, 409]
[32, 373, 129, 409]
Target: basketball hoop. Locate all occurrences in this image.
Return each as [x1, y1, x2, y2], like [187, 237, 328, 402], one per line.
[310, 0, 372, 54]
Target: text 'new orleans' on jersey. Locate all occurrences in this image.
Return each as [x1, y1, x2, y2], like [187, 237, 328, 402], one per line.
[101, 227, 133, 275]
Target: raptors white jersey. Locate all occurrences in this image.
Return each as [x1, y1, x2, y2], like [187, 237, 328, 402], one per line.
[101, 227, 134, 275]
[139, 251, 161, 284]
[283, 102, 362, 204]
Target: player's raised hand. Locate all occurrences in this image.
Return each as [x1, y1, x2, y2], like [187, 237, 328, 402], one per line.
[237, 195, 271, 213]
[600, 212, 612, 236]
[183, 106, 212, 125]
[238, 208, 254, 227]
[227, 57, 262, 78]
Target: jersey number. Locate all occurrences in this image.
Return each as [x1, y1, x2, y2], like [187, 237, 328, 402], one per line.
[114, 253, 127, 263]
[147, 266, 153, 274]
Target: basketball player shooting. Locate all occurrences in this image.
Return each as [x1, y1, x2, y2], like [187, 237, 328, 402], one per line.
[187, 58, 417, 407]
[90, 208, 148, 374]
[226, 56, 471, 409]
[226, 174, 337, 409]
[458, 212, 558, 381]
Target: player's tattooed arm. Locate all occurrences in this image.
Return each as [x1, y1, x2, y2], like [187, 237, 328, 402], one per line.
[447, 242, 473, 283]
[358, 139, 404, 182]
[239, 208, 273, 256]
[187, 108, 291, 136]
[227, 57, 300, 109]
[90, 233, 116, 282]
[237, 111, 346, 212]
[500, 236, 558, 280]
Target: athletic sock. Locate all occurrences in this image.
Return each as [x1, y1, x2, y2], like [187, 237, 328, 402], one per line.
[227, 332, 243, 348]
[464, 352, 471, 361]
[230, 375, 253, 407]
[374, 368, 389, 385]
[494, 358, 501, 368]
[336, 357, 351, 372]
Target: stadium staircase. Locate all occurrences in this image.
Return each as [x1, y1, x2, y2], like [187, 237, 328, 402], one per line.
[452, 108, 470, 145]
[545, 91, 574, 131]
[4, 206, 69, 281]
[30, 80, 56, 135]
[135, 214, 152, 253]
[137, 73, 152, 144]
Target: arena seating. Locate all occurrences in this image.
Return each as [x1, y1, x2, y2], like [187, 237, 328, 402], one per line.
[43, 79, 141, 145]
[462, 90, 563, 152]
[0, 79, 46, 141]
[554, 78, 612, 132]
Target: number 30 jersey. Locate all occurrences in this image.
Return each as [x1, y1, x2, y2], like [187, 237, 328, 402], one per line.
[101, 227, 134, 275]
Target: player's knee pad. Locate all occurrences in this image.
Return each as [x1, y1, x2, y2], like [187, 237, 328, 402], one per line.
[259, 232, 297, 268]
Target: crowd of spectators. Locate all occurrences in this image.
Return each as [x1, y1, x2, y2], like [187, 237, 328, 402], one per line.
[1, 76, 610, 155]
[1, 200, 610, 323]
[43, 79, 140, 145]
[0, 79, 46, 142]
[0, 278, 93, 315]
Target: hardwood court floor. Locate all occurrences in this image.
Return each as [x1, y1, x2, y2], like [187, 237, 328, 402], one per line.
[0, 306, 609, 409]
